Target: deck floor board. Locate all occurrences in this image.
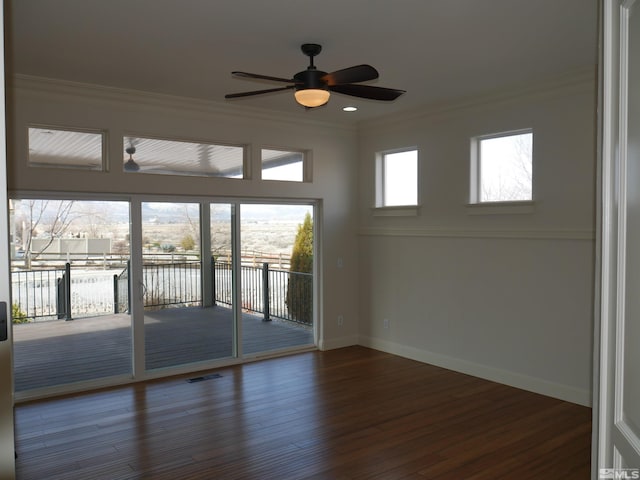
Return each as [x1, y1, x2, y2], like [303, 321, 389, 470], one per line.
[13, 306, 313, 391]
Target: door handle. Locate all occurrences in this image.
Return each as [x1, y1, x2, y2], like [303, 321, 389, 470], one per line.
[139, 281, 147, 302]
[0, 302, 7, 341]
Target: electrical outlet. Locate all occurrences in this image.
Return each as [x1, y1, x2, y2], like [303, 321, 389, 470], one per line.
[383, 318, 390, 329]
[337, 315, 344, 326]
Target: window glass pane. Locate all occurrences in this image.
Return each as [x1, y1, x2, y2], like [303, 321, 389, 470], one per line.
[261, 149, 304, 182]
[124, 136, 244, 178]
[240, 204, 314, 354]
[142, 202, 206, 371]
[383, 150, 418, 206]
[10, 199, 132, 391]
[28, 127, 104, 170]
[479, 132, 532, 202]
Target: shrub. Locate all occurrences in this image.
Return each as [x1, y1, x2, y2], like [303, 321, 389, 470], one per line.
[286, 213, 313, 323]
[160, 243, 175, 252]
[12, 303, 31, 324]
[180, 235, 196, 251]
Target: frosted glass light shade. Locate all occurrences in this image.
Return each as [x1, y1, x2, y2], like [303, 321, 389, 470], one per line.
[294, 89, 330, 107]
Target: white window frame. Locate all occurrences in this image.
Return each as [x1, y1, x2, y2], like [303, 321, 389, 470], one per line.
[374, 147, 419, 215]
[27, 125, 107, 172]
[123, 134, 247, 178]
[468, 129, 534, 214]
[260, 147, 310, 183]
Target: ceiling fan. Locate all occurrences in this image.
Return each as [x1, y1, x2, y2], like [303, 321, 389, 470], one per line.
[124, 145, 140, 172]
[225, 43, 406, 108]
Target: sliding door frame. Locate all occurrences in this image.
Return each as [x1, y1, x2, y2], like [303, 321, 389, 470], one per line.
[10, 191, 319, 400]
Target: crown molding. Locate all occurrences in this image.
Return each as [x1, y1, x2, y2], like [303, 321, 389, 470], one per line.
[359, 66, 597, 132]
[8, 74, 357, 133]
[359, 225, 595, 241]
[8, 68, 596, 136]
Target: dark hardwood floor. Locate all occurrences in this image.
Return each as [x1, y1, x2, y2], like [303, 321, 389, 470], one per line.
[14, 346, 592, 479]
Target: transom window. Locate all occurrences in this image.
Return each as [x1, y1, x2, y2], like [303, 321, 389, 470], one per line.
[123, 136, 245, 178]
[261, 148, 305, 182]
[28, 126, 106, 171]
[471, 130, 533, 203]
[376, 149, 418, 207]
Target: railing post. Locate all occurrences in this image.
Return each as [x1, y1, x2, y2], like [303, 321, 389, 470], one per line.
[262, 262, 270, 321]
[127, 260, 132, 312]
[64, 262, 72, 320]
[212, 256, 217, 306]
[56, 276, 64, 319]
[113, 274, 119, 313]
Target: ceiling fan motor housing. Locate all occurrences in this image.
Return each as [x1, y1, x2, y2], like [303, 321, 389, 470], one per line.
[294, 69, 329, 92]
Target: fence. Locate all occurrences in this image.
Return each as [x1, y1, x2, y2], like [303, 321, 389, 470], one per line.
[214, 262, 312, 325]
[114, 263, 130, 314]
[12, 264, 118, 321]
[11, 260, 313, 326]
[12, 267, 66, 320]
[143, 261, 201, 308]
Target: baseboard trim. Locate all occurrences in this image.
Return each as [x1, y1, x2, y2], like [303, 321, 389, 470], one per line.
[359, 336, 591, 407]
[318, 335, 359, 351]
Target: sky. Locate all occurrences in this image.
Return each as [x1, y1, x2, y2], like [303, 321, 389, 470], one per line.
[479, 132, 532, 202]
[384, 150, 418, 206]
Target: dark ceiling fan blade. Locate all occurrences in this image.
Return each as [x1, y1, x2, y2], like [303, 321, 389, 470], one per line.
[225, 85, 294, 99]
[231, 71, 296, 83]
[329, 83, 405, 101]
[322, 65, 379, 86]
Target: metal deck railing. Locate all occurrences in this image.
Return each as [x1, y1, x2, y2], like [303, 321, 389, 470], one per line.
[11, 259, 313, 326]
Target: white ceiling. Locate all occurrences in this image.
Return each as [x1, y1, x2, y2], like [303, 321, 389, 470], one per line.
[6, 0, 599, 125]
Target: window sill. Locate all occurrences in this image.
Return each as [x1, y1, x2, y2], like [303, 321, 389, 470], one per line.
[372, 205, 420, 217]
[466, 201, 535, 215]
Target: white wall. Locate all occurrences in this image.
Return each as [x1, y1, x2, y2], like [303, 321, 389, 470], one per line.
[6, 75, 361, 351]
[357, 72, 597, 406]
[5, 70, 597, 410]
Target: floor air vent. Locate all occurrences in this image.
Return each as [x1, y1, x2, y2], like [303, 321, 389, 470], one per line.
[187, 373, 222, 383]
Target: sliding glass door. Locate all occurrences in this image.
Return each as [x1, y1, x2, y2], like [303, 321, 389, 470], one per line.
[11, 197, 315, 394]
[240, 204, 314, 356]
[10, 199, 132, 392]
[140, 200, 317, 369]
[142, 201, 235, 370]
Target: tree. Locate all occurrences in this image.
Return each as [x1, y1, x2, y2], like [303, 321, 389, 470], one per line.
[17, 200, 76, 267]
[181, 204, 201, 251]
[480, 133, 533, 202]
[286, 213, 313, 323]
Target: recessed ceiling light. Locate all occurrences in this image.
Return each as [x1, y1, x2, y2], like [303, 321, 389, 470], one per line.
[342, 106, 358, 112]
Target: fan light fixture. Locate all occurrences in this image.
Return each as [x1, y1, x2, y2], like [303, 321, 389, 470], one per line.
[294, 88, 330, 108]
[225, 43, 406, 108]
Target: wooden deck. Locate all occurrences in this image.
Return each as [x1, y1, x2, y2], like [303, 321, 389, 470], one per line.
[13, 306, 314, 392]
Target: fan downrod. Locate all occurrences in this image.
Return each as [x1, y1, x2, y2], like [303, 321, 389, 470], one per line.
[301, 43, 322, 66]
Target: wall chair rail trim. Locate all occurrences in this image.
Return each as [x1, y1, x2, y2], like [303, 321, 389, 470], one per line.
[358, 226, 595, 241]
